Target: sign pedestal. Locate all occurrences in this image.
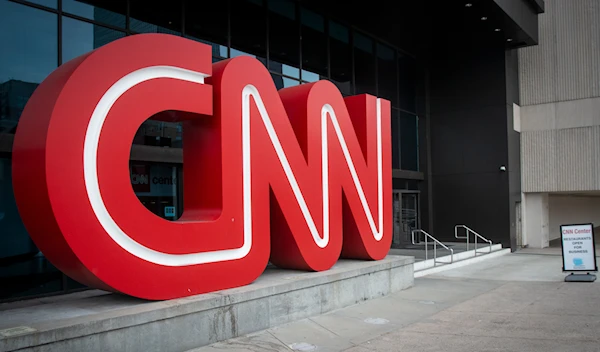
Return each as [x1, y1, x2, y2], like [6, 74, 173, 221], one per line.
[564, 273, 597, 282]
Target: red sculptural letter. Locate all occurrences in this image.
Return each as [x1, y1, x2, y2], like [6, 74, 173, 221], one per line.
[12, 34, 392, 300]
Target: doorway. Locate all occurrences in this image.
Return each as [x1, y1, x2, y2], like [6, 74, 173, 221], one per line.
[392, 190, 420, 248]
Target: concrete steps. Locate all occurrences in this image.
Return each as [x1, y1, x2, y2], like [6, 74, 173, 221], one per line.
[414, 244, 510, 278]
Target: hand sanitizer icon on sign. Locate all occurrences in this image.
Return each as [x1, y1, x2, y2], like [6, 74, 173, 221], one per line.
[573, 258, 584, 268]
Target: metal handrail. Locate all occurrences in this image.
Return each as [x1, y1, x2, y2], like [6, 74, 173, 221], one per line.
[411, 229, 454, 266]
[454, 225, 493, 255]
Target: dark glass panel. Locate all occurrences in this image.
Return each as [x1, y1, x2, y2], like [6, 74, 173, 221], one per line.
[231, 0, 267, 61]
[0, 158, 64, 300]
[268, 0, 300, 78]
[0, 4, 65, 300]
[301, 7, 327, 81]
[271, 74, 300, 90]
[24, 0, 56, 8]
[329, 20, 352, 95]
[62, 0, 126, 28]
[130, 0, 182, 35]
[400, 112, 419, 171]
[62, 17, 125, 64]
[353, 32, 376, 95]
[377, 43, 398, 106]
[185, 0, 228, 58]
[133, 112, 183, 149]
[130, 162, 181, 221]
[391, 109, 400, 169]
[398, 53, 417, 113]
[0, 1, 57, 135]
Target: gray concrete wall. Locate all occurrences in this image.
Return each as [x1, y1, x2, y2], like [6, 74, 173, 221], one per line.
[518, 0, 600, 194]
[521, 125, 600, 192]
[519, 0, 600, 106]
[0, 256, 414, 352]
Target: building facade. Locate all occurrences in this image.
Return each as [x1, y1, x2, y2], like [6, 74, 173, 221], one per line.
[0, 0, 543, 302]
[519, 0, 600, 248]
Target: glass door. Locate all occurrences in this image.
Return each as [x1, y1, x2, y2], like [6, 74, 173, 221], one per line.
[392, 190, 420, 248]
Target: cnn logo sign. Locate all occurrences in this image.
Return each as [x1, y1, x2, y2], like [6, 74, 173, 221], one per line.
[12, 34, 392, 300]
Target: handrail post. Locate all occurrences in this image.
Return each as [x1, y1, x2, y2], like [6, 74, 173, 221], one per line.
[425, 233, 428, 261]
[412, 229, 453, 266]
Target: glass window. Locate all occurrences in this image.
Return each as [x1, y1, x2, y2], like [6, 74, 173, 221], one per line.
[400, 112, 419, 171]
[0, 1, 57, 135]
[391, 110, 400, 169]
[301, 8, 327, 82]
[399, 54, 417, 113]
[185, 0, 229, 57]
[133, 112, 183, 149]
[0, 157, 64, 301]
[271, 74, 300, 90]
[377, 43, 398, 107]
[231, 0, 267, 62]
[185, 0, 228, 58]
[24, 0, 56, 8]
[0, 2, 66, 301]
[301, 71, 320, 83]
[62, 17, 125, 64]
[62, 0, 126, 28]
[329, 21, 352, 96]
[353, 32, 376, 96]
[130, 0, 182, 35]
[130, 162, 181, 220]
[268, 0, 300, 78]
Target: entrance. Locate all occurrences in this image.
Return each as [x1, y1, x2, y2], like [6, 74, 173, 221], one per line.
[392, 190, 420, 248]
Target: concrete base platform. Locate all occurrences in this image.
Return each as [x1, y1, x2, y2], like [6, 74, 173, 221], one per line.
[0, 255, 413, 352]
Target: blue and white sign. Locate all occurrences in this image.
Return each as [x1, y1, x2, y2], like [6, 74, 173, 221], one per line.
[561, 224, 597, 272]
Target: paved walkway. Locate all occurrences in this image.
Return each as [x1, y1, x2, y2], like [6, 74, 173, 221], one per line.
[190, 250, 600, 352]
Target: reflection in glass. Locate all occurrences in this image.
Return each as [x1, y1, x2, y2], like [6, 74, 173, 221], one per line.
[302, 70, 320, 82]
[231, 0, 266, 60]
[268, 0, 300, 79]
[62, 17, 125, 64]
[271, 74, 300, 90]
[399, 54, 417, 113]
[130, 162, 181, 220]
[329, 21, 352, 95]
[0, 158, 64, 300]
[230, 48, 267, 66]
[130, 0, 182, 35]
[377, 43, 398, 107]
[391, 110, 400, 169]
[132, 112, 183, 148]
[353, 32, 376, 95]
[400, 112, 419, 171]
[185, 0, 228, 58]
[301, 8, 327, 80]
[0, 1, 57, 134]
[62, 0, 126, 28]
[23, 0, 56, 8]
